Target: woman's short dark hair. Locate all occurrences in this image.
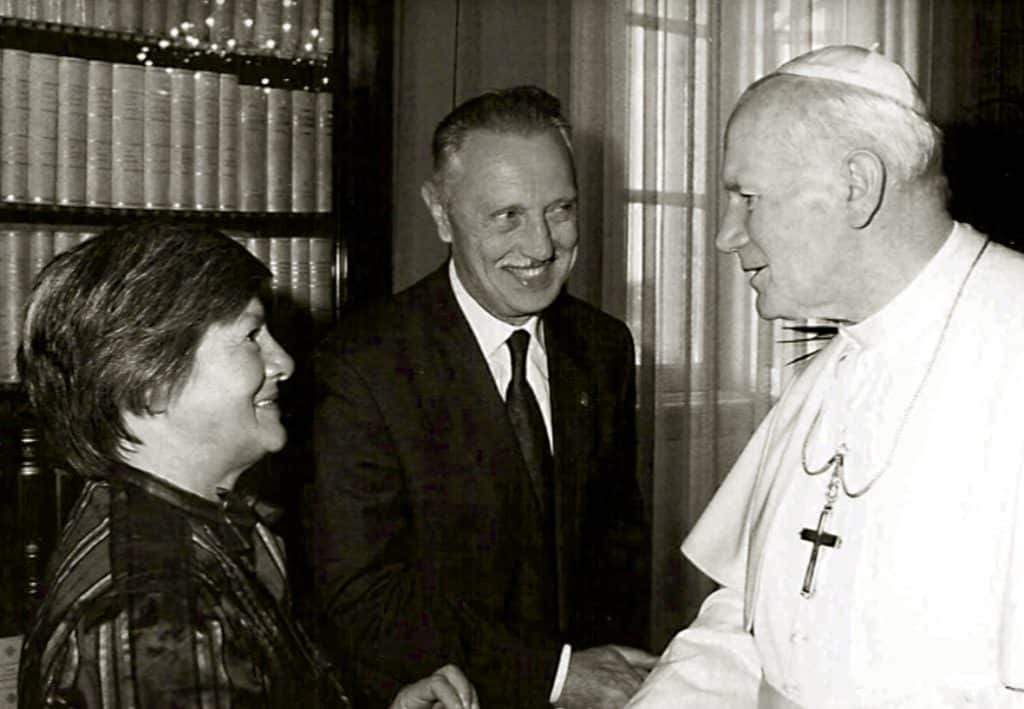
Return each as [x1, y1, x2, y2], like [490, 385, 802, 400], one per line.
[18, 222, 271, 478]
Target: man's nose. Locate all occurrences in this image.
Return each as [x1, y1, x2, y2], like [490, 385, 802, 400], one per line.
[522, 216, 555, 260]
[715, 203, 749, 254]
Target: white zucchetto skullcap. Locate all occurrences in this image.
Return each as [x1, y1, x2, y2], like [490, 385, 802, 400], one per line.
[773, 45, 927, 115]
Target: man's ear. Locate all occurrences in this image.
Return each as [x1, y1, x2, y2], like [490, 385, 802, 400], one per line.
[421, 180, 454, 244]
[843, 149, 886, 229]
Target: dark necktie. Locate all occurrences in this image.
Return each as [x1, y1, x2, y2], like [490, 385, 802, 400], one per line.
[505, 330, 553, 507]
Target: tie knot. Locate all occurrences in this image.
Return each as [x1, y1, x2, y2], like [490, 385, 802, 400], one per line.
[507, 329, 531, 372]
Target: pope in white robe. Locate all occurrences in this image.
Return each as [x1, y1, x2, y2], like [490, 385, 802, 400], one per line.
[628, 46, 1024, 709]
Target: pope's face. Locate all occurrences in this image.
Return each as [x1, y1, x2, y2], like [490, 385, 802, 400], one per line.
[427, 129, 579, 325]
[716, 101, 850, 321]
[160, 298, 294, 483]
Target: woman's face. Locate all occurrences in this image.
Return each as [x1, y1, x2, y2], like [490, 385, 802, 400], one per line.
[159, 297, 294, 486]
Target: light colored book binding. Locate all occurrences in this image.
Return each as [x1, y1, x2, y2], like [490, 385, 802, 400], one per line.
[111, 63, 146, 208]
[309, 234, 333, 325]
[86, 60, 113, 207]
[290, 89, 316, 212]
[289, 234, 310, 311]
[265, 87, 291, 212]
[0, 228, 28, 383]
[117, 0, 142, 32]
[27, 53, 59, 204]
[254, 0, 282, 53]
[1, 49, 29, 203]
[56, 57, 88, 206]
[317, 0, 333, 56]
[194, 70, 220, 209]
[237, 84, 266, 211]
[217, 72, 239, 210]
[144, 66, 172, 208]
[315, 90, 331, 212]
[169, 67, 196, 209]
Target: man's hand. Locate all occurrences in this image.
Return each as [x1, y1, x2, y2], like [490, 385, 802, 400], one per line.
[558, 645, 659, 709]
[388, 664, 480, 709]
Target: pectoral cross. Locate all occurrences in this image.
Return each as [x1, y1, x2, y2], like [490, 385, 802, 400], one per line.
[799, 455, 844, 598]
[799, 503, 841, 597]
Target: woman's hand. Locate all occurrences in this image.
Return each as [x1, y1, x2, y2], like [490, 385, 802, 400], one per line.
[388, 664, 479, 709]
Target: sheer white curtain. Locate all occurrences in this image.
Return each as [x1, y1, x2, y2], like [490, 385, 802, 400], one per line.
[570, 0, 933, 646]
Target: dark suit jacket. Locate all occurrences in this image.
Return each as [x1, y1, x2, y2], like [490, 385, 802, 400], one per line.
[310, 264, 650, 708]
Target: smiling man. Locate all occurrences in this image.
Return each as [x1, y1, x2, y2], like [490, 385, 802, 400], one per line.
[628, 46, 1024, 709]
[311, 86, 654, 709]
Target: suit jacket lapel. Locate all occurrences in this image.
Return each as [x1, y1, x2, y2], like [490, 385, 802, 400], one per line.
[421, 265, 526, 498]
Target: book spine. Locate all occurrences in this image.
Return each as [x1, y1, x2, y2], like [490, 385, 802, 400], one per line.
[52, 229, 77, 255]
[289, 234, 310, 313]
[268, 235, 291, 300]
[111, 63, 146, 208]
[184, 0, 210, 43]
[208, 0, 234, 47]
[194, 70, 219, 210]
[165, 0, 187, 34]
[1, 49, 29, 203]
[233, 0, 255, 51]
[86, 60, 113, 207]
[217, 72, 239, 210]
[17, 426, 49, 620]
[117, 0, 142, 33]
[254, 0, 282, 53]
[142, 0, 167, 36]
[27, 53, 59, 204]
[168, 67, 195, 209]
[315, 90, 331, 212]
[317, 0, 333, 56]
[93, 0, 116, 29]
[265, 86, 291, 212]
[0, 635, 21, 707]
[298, 0, 318, 55]
[0, 229, 28, 383]
[245, 233, 269, 266]
[279, 0, 300, 57]
[237, 84, 266, 211]
[143, 66, 172, 208]
[59, 0, 90, 25]
[56, 57, 88, 206]
[290, 89, 315, 212]
[42, 0, 61, 21]
[29, 227, 53, 282]
[309, 234, 333, 329]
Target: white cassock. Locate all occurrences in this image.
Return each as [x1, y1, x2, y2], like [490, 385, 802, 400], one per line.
[629, 223, 1024, 708]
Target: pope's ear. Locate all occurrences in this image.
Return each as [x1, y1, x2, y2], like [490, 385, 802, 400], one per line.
[842, 149, 885, 229]
[421, 180, 454, 244]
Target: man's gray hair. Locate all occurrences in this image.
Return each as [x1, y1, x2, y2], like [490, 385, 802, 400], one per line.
[429, 85, 573, 192]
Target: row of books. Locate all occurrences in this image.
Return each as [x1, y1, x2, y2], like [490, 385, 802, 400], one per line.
[0, 226, 335, 383]
[0, 50, 333, 212]
[0, 0, 334, 58]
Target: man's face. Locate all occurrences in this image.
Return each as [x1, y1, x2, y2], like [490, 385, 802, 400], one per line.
[425, 129, 578, 325]
[716, 101, 851, 321]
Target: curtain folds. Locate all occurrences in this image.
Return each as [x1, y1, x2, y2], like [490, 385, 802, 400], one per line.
[570, 0, 932, 647]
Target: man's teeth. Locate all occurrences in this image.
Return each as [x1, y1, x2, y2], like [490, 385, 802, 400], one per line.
[508, 265, 546, 280]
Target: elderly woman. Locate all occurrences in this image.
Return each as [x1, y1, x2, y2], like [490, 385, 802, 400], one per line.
[16, 222, 477, 709]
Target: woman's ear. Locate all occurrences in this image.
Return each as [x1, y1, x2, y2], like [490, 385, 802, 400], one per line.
[843, 149, 886, 229]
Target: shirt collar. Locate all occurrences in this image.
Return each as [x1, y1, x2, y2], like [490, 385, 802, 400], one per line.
[840, 222, 979, 352]
[448, 259, 546, 360]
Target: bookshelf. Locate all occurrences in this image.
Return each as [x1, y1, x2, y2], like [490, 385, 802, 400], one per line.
[0, 0, 395, 659]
